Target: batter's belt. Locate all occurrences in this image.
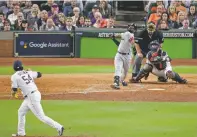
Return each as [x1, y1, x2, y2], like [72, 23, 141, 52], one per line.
[118, 51, 130, 55]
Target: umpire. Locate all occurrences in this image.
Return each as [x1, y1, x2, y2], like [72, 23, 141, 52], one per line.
[130, 21, 166, 82]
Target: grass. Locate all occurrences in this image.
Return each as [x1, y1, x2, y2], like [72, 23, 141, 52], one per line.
[0, 65, 196, 75]
[0, 100, 197, 137]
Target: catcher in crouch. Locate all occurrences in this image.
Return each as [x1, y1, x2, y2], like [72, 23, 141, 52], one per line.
[132, 40, 187, 84]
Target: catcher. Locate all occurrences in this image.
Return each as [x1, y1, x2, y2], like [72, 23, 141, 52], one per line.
[132, 40, 187, 84]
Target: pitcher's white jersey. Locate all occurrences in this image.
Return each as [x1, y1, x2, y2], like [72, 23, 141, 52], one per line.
[118, 31, 134, 53]
[11, 70, 38, 96]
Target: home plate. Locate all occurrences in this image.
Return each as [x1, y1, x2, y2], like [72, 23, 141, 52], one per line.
[148, 88, 165, 91]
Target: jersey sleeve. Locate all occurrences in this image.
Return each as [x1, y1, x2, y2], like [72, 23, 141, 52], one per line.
[28, 71, 38, 79]
[11, 75, 18, 88]
[129, 33, 134, 43]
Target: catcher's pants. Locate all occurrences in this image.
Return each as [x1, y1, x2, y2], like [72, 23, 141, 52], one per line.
[151, 62, 172, 79]
[17, 90, 62, 136]
[114, 52, 132, 82]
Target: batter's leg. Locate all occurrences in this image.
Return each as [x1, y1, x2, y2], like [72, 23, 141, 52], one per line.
[27, 92, 63, 132]
[130, 54, 143, 82]
[120, 56, 131, 86]
[112, 54, 123, 89]
[17, 99, 30, 136]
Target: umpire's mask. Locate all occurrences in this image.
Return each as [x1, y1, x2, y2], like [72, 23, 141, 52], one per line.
[147, 22, 156, 36]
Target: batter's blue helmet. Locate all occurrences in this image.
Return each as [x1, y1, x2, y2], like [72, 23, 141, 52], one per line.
[13, 60, 23, 71]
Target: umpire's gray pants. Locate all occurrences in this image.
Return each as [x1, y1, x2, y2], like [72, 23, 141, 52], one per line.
[132, 54, 144, 75]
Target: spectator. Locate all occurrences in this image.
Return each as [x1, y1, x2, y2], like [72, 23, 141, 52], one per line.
[60, 17, 75, 31]
[148, 5, 163, 25]
[99, 0, 111, 18]
[40, 18, 59, 31]
[63, 0, 80, 16]
[22, 0, 33, 18]
[37, 10, 48, 30]
[14, 12, 24, 30]
[26, 4, 40, 28]
[173, 11, 187, 28]
[179, 18, 191, 29]
[72, 7, 80, 26]
[76, 15, 85, 27]
[40, 0, 54, 12]
[188, 4, 197, 27]
[105, 16, 115, 28]
[0, 12, 6, 30]
[57, 13, 66, 28]
[0, 1, 12, 16]
[176, 0, 187, 13]
[145, 0, 168, 13]
[157, 20, 170, 30]
[8, 4, 21, 25]
[93, 11, 107, 28]
[3, 19, 12, 31]
[168, 5, 177, 22]
[84, 17, 92, 27]
[48, 3, 60, 25]
[157, 12, 173, 28]
[88, 4, 99, 25]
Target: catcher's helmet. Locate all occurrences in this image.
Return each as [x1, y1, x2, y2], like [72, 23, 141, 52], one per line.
[127, 23, 137, 33]
[13, 60, 23, 71]
[148, 40, 160, 52]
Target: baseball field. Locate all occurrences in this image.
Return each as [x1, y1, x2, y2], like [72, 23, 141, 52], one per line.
[0, 58, 197, 137]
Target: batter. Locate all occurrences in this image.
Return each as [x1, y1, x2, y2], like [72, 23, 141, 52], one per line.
[111, 23, 137, 89]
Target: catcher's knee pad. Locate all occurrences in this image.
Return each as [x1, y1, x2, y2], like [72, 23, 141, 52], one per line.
[143, 63, 153, 73]
[166, 70, 175, 79]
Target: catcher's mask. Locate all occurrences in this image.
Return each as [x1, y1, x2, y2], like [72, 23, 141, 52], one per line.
[148, 40, 160, 52]
[13, 60, 23, 71]
[147, 22, 156, 35]
[127, 23, 137, 33]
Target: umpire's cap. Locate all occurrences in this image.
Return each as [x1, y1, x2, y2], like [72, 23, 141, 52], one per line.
[13, 60, 23, 71]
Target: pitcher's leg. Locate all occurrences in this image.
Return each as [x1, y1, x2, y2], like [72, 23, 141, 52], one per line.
[18, 99, 29, 136]
[28, 92, 63, 131]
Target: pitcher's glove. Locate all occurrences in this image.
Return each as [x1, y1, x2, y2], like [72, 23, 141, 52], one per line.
[11, 89, 19, 99]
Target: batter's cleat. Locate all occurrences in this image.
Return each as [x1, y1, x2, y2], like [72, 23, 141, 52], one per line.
[157, 77, 168, 82]
[58, 127, 64, 136]
[12, 133, 26, 136]
[110, 83, 120, 89]
[122, 81, 128, 86]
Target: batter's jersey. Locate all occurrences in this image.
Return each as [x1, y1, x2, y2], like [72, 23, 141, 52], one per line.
[118, 31, 134, 53]
[11, 70, 38, 96]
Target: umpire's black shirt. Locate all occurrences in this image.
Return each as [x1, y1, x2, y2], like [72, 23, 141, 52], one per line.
[135, 29, 164, 56]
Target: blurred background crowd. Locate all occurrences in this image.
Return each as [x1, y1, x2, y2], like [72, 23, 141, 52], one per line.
[1, 0, 197, 31]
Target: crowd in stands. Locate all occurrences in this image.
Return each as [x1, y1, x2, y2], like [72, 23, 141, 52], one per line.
[0, 0, 115, 31]
[144, 0, 197, 30]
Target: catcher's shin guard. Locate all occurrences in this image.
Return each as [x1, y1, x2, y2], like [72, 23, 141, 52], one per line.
[172, 72, 187, 84]
[131, 69, 147, 83]
[111, 76, 120, 89]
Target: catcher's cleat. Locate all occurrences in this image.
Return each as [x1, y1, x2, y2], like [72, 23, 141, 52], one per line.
[111, 83, 120, 89]
[157, 77, 168, 82]
[122, 81, 128, 86]
[129, 77, 141, 83]
[177, 78, 187, 84]
[12, 134, 26, 136]
[58, 127, 64, 136]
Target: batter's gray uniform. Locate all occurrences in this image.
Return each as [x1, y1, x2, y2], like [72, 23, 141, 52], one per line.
[112, 31, 135, 89]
